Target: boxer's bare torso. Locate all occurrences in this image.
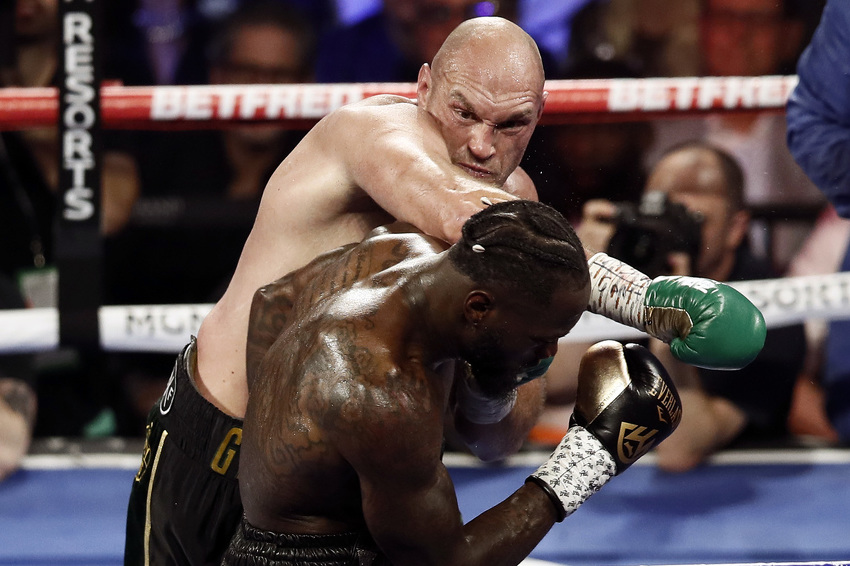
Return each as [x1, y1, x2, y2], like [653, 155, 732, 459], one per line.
[195, 95, 537, 417]
[239, 227, 453, 534]
[227, 203, 593, 566]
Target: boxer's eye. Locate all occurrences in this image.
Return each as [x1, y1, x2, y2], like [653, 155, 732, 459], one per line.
[498, 119, 530, 133]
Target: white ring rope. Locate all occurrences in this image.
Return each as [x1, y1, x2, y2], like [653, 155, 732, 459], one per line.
[2, 272, 848, 354]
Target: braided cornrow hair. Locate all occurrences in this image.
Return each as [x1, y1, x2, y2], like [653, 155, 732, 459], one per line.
[448, 200, 589, 305]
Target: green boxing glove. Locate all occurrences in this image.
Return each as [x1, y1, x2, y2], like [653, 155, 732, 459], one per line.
[586, 253, 766, 370]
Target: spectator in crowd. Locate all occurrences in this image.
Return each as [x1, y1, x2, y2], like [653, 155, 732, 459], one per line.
[109, 0, 317, 307]
[784, 205, 845, 443]
[786, 0, 850, 444]
[99, 0, 161, 86]
[787, 0, 850, 219]
[116, 0, 211, 85]
[539, 142, 805, 471]
[562, 0, 701, 78]
[314, 0, 549, 83]
[0, 275, 37, 482]
[648, 0, 818, 196]
[644, 0, 824, 269]
[522, 57, 653, 224]
[1, 0, 141, 438]
[106, 1, 318, 433]
[105, 0, 334, 87]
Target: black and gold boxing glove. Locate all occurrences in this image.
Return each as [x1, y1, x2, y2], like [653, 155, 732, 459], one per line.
[527, 340, 682, 521]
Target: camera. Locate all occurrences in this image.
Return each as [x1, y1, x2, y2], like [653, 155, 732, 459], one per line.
[607, 191, 704, 278]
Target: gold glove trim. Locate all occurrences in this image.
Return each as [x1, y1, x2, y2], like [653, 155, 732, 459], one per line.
[644, 306, 693, 343]
[575, 341, 630, 423]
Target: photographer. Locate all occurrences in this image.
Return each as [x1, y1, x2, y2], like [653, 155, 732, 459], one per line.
[538, 141, 806, 472]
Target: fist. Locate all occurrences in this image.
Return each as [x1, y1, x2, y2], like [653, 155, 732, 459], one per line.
[572, 340, 682, 473]
[528, 341, 682, 520]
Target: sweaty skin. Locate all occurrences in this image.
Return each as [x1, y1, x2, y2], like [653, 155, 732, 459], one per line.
[237, 223, 589, 566]
[195, 17, 547, 419]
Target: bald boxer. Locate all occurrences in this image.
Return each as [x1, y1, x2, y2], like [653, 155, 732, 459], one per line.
[125, 16, 763, 566]
[222, 201, 682, 565]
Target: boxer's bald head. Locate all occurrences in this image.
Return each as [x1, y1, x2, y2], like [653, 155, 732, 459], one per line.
[417, 17, 547, 187]
[431, 17, 545, 94]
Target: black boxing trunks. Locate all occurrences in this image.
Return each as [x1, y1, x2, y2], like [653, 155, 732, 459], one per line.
[221, 516, 388, 566]
[124, 337, 244, 566]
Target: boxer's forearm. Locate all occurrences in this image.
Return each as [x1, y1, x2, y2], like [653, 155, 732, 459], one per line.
[585, 252, 766, 370]
[0, 379, 36, 482]
[454, 379, 545, 462]
[0, 410, 30, 481]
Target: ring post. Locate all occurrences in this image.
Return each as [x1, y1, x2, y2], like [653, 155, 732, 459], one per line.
[56, 0, 102, 350]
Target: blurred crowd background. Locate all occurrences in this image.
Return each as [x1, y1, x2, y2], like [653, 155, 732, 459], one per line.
[1, 0, 844, 472]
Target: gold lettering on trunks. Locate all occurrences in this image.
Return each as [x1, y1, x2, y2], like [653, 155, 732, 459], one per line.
[135, 421, 153, 482]
[211, 427, 242, 475]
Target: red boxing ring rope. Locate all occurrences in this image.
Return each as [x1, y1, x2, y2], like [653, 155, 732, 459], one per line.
[0, 75, 798, 131]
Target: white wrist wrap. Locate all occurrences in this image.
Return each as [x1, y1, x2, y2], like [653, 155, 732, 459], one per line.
[587, 252, 651, 330]
[530, 427, 616, 519]
[456, 377, 518, 425]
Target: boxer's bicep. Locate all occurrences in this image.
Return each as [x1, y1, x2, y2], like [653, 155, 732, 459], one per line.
[359, 454, 465, 565]
[503, 166, 538, 201]
[332, 378, 464, 565]
[330, 103, 517, 244]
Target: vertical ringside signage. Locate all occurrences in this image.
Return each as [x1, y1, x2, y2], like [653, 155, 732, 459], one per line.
[56, 0, 102, 348]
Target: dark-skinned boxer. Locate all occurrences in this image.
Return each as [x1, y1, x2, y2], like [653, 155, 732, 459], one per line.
[220, 201, 682, 565]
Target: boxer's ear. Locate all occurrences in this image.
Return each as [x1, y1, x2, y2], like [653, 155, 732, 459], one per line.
[537, 91, 548, 121]
[416, 64, 433, 107]
[464, 291, 493, 326]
